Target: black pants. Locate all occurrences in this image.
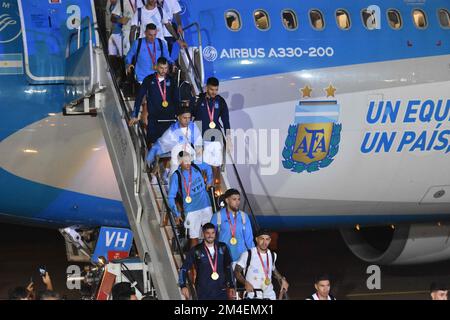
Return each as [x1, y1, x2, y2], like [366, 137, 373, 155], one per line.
[147, 119, 174, 144]
[196, 287, 228, 300]
[165, 36, 176, 56]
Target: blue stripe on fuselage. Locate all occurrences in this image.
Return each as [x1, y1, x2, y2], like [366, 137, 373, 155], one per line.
[182, 0, 450, 82]
[0, 168, 129, 228]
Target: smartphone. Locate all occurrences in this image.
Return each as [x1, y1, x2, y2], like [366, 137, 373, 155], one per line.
[38, 266, 47, 277]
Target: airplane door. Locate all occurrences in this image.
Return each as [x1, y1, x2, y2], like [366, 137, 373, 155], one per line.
[17, 0, 94, 84]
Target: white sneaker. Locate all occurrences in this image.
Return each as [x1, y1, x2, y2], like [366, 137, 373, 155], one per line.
[151, 175, 158, 185]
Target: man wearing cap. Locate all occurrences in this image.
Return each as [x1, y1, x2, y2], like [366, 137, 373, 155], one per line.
[129, 56, 178, 144]
[234, 229, 289, 300]
[168, 152, 213, 248]
[211, 189, 255, 265]
[147, 105, 203, 176]
[306, 274, 336, 300]
[430, 282, 448, 300]
[179, 223, 235, 300]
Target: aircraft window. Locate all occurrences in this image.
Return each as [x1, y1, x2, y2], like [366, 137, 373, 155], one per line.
[225, 10, 241, 31]
[412, 9, 427, 29]
[438, 9, 450, 28]
[310, 10, 325, 30]
[387, 9, 402, 29]
[336, 9, 351, 30]
[254, 9, 270, 30]
[362, 8, 379, 30]
[282, 9, 298, 30]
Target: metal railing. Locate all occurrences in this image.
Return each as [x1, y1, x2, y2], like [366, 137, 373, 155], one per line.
[180, 22, 204, 93]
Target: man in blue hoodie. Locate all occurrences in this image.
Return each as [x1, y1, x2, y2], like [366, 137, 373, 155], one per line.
[211, 189, 255, 266]
[168, 152, 213, 248]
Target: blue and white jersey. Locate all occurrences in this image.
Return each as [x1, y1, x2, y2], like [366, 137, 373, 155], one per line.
[146, 120, 203, 165]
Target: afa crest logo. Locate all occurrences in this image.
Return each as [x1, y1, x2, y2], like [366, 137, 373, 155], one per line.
[282, 100, 342, 173]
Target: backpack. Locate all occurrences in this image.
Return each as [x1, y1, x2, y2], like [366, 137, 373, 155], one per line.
[132, 37, 164, 67]
[244, 249, 276, 279]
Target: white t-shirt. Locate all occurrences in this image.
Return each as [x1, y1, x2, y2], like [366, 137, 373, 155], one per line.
[307, 293, 334, 300]
[112, 0, 144, 32]
[236, 248, 277, 300]
[206, 245, 215, 257]
[160, 0, 182, 17]
[131, 5, 171, 39]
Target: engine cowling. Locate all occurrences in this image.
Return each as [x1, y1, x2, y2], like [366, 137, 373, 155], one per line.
[340, 223, 450, 265]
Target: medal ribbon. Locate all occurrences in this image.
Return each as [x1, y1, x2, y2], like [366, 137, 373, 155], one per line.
[205, 97, 216, 125]
[181, 168, 192, 201]
[182, 125, 190, 151]
[257, 250, 270, 282]
[145, 40, 157, 68]
[226, 210, 238, 240]
[156, 75, 167, 103]
[204, 243, 218, 274]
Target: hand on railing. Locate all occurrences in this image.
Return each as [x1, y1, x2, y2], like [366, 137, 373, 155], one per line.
[278, 278, 289, 300]
[181, 287, 190, 300]
[126, 64, 135, 75]
[129, 116, 141, 126]
[177, 26, 184, 38]
[244, 281, 255, 294]
[280, 278, 289, 292]
[278, 288, 289, 300]
[177, 39, 188, 49]
[174, 216, 184, 226]
[227, 288, 236, 300]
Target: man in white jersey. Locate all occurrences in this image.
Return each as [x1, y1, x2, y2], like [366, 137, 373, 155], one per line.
[234, 229, 289, 300]
[129, 0, 186, 50]
[158, 0, 184, 54]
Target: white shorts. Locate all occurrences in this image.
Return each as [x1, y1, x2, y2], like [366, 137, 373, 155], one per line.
[108, 33, 130, 56]
[184, 207, 213, 239]
[203, 141, 223, 167]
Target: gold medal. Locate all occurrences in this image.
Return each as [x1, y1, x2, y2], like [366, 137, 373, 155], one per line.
[185, 196, 192, 204]
[211, 272, 219, 281]
[162, 100, 169, 108]
[264, 278, 271, 286]
[153, 65, 157, 71]
[209, 122, 216, 129]
[230, 237, 238, 246]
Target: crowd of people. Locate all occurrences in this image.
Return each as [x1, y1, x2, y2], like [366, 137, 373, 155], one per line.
[8, 272, 61, 300]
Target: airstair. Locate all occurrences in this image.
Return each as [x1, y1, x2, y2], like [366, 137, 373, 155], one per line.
[62, 10, 259, 300]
